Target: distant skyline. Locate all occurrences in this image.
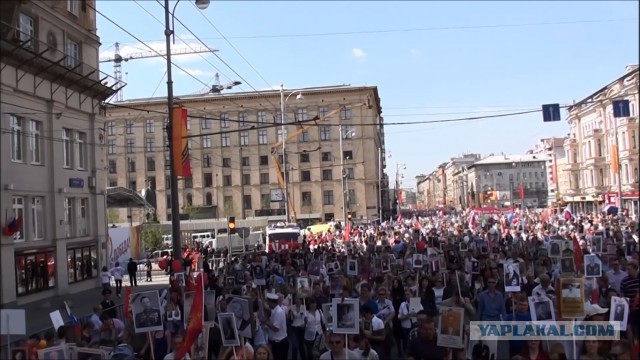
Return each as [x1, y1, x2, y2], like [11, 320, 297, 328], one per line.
[96, 1, 639, 189]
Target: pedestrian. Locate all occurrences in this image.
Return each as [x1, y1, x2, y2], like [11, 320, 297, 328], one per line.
[109, 261, 125, 297]
[127, 258, 138, 287]
[100, 266, 111, 291]
[145, 258, 153, 282]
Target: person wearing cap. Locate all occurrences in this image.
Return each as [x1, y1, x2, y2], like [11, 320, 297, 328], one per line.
[260, 292, 288, 360]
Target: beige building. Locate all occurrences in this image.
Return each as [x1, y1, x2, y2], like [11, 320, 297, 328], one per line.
[528, 137, 567, 206]
[0, 0, 117, 305]
[104, 85, 388, 225]
[563, 65, 639, 215]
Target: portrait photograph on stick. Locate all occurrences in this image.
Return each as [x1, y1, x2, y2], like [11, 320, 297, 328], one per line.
[584, 254, 602, 278]
[503, 262, 521, 292]
[347, 259, 358, 276]
[73, 347, 108, 360]
[218, 312, 240, 347]
[37, 345, 68, 360]
[437, 306, 464, 349]
[609, 296, 629, 331]
[204, 290, 217, 326]
[528, 296, 555, 322]
[332, 298, 359, 334]
[131, 290, 164, 333]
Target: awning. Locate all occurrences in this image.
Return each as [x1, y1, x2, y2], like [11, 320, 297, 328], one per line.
[106, 186, 154, 211]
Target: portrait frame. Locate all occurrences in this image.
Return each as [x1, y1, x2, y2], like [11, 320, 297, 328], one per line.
[322, 303, 333, 331]
[437, 306, 464, 349]
[331, 297, 359, 334]
[296, 276, 311, 298]
[503, 262, 521, 293]
[73, 347, 108, 360]
[590, 235, 603, 253]
[346, 259, 358, 276]
[10, 347, 27, 360]
[190, 327, 210, 360]
[412, 253, 423, 268]
[37, 345, 68, 360]
[609, 296, 629, 331]
[203, 290, 217, 326]
[175, 272, 186, 287]
[583, 254, 602, 278]
[252, 264, 266, 286]
[549, 240, 562, 258]
[131, 290, 164, 333]
[528, 296, 555, 322]
[217, 312, 240, 347]
[226, 296, 252, 339]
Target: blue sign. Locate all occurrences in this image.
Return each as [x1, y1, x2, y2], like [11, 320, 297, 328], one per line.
[542, 103, 561, 122]
[69, 178, 84, 188]
[612, 99, 630, 118]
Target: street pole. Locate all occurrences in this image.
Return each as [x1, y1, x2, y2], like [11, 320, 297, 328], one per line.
[378, 147, 382, 221]
[339, 125, 346, 224]
[164, 0, 182, 264]
[614, 126, 623, 209]
[279, 84, 289, 223]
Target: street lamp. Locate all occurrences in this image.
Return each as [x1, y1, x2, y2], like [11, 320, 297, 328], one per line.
[279, 84, 304, 223]
[165, 0, 209, 265]
[339, 126, 356, 224]
[395, 162, 407, 216]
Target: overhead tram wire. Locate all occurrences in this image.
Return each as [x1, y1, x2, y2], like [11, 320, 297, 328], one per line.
[191, 1, 274, 90]
[100, 18, 638, 45]
[87, 2, 209, 89]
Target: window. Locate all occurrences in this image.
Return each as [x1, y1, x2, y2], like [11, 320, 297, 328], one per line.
[321, 152, 332, 161]
[240, 157, 249, 167]
[146, 157, 155, 172]
[221, 113, 229, 128]
[258, 130, 267, 145]
[298, 131, 309, 142]
[78, 198, 88, 236]
[148, 176, 156, 189]
[186, 193, 193, 206]
[202, 154, 212, 168]
[319, 107, 328, 118]
[340, 107, 351, 120]
[202, 135, 211, 148]
[126, 139, 135, 153]
[66, 39, 80, 68]
[223, 175, 232, 186]
[68, 0, 79, 15]
[240, 131, 249, 146]
[205, 192, 213, 206]
[322, 169, 332, 180]
[346, 167, 354, 179]
[297, 108, 307, 121]
[184, 178, 193, 189]
[320, 126, 331, 141]
[260, 156, 269, 166]
[109, 179, 117, 187]
[201, 117, 211, 130]
[222, 158, 231, 167]
[29, 120, 42, 164]
[63, 128, 72, 168]
[145, 119, 154, 133]
[260, 173, 269, 184]
[239, 112, 248, 127]
[165, 175, 171, 189]
[300, 153, 310, 163]
[64, 198, 75, 237]
[17, 13, 34, 48]
[301, 192, 312, 206]
[277, 128, 283, 141]
[323, 190, 334, 205]
[10, 116, 24, 162]
[75, 132, 87, 170]
[108, 159, 117, 173]
[204, 173, 213, 187]
[221, 133, 230, 147]
[186, 117, 192, 130]
[107, 121, 116, 136]
[128, 159, 136, 173]
[632, 130, 637, 149]
[257, 111, 266, 124]
[125, 120, 134, 134]
[15, 249, 56, 296]
[242, 174, 251, 185]
[108, 140, 116, 154]
[12, 196, 25, 241]
[67, 245, 97, 284]
[243, 195, 252, 210]
[260, 194, 270, 209]
[343, 150, 353, 160]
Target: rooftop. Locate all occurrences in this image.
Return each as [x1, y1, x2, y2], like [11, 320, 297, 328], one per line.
[470, 154, 545, 167]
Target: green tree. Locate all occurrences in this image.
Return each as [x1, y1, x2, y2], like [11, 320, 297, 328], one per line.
[143, 226, 164, 250]
[107, 209, 120, 224]
[182, 203, 197, 220]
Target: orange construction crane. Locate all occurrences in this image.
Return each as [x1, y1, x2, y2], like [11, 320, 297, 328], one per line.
[270, 103, 367, 222]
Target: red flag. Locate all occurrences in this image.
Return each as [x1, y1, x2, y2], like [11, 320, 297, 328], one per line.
[518, 182, 524, 200]
[572, 235, 583, 273]
[175, 272, 204, 359]
[123, 286, 131, 321]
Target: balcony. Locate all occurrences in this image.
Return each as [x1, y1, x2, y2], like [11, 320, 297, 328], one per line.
[0, 20, 123, 103]
[564, 137, 578, 147]
[616, 116, 638, 128]
[563, 162, 580, 171]
[618, 146, 637, 160]
[584, 155, 606, 168]
[583, 128, 603, 139]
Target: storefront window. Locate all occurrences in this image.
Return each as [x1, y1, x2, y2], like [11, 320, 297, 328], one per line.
[15, 249, 55, 296]
[67, 245, 98, 283]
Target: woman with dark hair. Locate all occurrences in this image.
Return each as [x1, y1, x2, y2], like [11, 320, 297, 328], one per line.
[418, 277, 437, 318]
[390, 277, 405, 356]
[519, 339, 549, 360]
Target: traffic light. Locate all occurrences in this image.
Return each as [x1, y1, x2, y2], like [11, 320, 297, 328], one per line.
[347, 212, 352, 220]
[227, 216, 236, 235]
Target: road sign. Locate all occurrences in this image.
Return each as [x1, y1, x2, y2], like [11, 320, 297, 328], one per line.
[237, 227, 250, 239]
[542, 104, 561, 122]
[612, 99, 630, 118]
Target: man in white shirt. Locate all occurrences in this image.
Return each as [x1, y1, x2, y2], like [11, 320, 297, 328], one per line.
[109, 262, 125, 297]
[606, 259, 628, 294]
[261, 293, 288, 360]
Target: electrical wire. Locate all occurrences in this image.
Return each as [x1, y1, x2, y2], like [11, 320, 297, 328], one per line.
[101, 18, 637, 45]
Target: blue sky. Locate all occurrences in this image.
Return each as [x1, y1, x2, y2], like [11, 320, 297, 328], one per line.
[96, 0, 639, 189]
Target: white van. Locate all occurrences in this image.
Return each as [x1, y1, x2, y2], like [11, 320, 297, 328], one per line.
[191, 232, 213, 243]
[151, 249, 173, 261]
[162, 234, 172, 246]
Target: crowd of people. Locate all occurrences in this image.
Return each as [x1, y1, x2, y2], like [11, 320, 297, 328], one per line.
[11, 207, 640, 360]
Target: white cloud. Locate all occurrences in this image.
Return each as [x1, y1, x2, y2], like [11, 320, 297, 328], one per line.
[99, 41, 213, 64]
[351, 48, 367, 60]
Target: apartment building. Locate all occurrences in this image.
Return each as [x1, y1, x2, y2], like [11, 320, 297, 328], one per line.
[563, 65, 639, 215]
[0, 0, 118, 305]
[528, 137, 567, 206]
[104, 85, 388, 226]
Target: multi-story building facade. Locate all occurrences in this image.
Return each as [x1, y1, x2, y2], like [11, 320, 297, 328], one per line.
[563, 65, 639, 215]
[1, 0, 118, 305]
[445, 154, 482, 208]
[528, 137, 567, 206]
[416, 164, 446, 209]
[465, 154, 549, 208]
[105, 85, 387, 225]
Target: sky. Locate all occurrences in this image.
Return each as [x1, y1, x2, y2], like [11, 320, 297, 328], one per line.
[96, 0, 639, 189]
